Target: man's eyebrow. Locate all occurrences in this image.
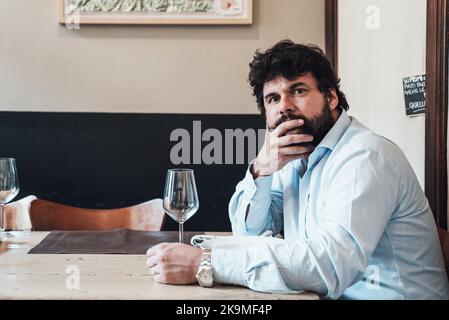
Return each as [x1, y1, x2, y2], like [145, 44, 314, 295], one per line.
[263, 81, 311, 101]
[289, 82, 309, 90]
[264, 92, 278, 101]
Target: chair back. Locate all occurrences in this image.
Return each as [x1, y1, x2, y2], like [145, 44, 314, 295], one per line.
[30, 198, 165, 231]
[3, 195, 37, 231]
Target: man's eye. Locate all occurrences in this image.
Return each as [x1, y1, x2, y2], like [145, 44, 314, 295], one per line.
[294, 88, 305, 94]
[268, 96, 280, 104]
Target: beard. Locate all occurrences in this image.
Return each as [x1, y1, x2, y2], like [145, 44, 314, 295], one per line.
[272, 101, 335, 148]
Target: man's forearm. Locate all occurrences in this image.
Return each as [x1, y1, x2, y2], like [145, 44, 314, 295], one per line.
[228, 165, 280, 235]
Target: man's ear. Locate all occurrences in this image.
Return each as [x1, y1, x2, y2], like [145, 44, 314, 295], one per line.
[328, 89, 339, 111]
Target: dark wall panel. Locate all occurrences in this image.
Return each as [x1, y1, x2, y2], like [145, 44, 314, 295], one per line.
[0, 112, 265, 231]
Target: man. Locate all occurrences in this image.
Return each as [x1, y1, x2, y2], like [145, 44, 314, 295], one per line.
[146, 40, 449, 299]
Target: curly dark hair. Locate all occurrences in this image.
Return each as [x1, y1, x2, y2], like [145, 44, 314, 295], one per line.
[248, 40, 349, 116]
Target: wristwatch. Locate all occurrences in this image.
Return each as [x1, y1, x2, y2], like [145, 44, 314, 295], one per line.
[196, 248, 213, 287]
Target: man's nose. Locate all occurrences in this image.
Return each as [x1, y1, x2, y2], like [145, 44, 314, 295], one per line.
[279, 95, 295, 114]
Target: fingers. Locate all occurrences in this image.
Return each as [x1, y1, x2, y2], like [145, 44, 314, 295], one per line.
[279, 145, 313, 156]
[146, 244, 164, 269]
[146, 243, 170, 279]
[146, 256, 157, 268]
[146, 254, 161, 277]
[278, 134, 313, 147]
[282, 153, 310, 163]
[146, 243, 169, 257]
[153, 273, 171, 284]
[253, 120, 312, 177]
[154, 274, 162, 283]
[146, 245, 158, 257]
[149, 266, 159, 276]
[273, 119, 304, 137]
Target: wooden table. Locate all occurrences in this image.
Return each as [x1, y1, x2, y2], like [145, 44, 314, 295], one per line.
[0, 231, 319, 300]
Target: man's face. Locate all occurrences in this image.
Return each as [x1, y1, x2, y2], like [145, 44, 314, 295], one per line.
[263, 73, 339, 148]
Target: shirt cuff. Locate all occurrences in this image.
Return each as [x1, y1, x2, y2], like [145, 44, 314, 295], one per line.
[241, 163, 273, 202]
[211, 248, 247, 287]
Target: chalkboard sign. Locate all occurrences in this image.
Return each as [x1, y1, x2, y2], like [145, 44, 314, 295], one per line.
[403, 75, 426, 116]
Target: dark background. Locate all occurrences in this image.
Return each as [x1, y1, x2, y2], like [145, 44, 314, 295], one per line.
[0, 111, 265, 231]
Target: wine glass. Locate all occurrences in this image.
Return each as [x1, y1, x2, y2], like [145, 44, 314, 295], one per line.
[0, 158, 20, 239]
[163, 169, 199, 243]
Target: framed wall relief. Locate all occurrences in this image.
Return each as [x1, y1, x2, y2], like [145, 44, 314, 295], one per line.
[59, 0, 253, 25]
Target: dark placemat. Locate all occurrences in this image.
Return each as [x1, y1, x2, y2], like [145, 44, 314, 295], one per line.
[28, 229, 203, 254]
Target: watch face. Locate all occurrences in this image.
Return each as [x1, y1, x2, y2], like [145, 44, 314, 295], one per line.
[198, 268, 213, 287]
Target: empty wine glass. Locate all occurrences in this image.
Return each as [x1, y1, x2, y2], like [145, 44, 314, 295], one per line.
[163, 169, 199, 243]
[0, 158, 20, 239]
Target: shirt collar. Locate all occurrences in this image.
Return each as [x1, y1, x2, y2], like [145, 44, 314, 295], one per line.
[292, 108, 351, 177]
[303, 108, 351, 172]
[316, 108, 351, 152]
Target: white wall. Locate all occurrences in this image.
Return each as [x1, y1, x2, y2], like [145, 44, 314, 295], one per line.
[0, 0, 325, 114]
[339, 0, 427, 188]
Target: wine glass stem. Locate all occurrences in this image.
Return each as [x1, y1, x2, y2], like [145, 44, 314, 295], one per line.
[0, 204, 5, 239]
[179, 222, 184, 243]
[0, 204, 4, 232]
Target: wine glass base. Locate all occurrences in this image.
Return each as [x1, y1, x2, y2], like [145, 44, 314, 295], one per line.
[0, 232, 15, 242]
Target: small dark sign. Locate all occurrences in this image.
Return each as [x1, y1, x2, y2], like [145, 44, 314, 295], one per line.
[403, 75, 426, 116]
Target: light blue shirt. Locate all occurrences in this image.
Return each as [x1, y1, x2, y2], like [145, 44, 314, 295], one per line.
[212, 109, 449, 299]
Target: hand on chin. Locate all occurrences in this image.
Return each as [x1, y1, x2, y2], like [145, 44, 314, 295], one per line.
[284, 128, 315, 154]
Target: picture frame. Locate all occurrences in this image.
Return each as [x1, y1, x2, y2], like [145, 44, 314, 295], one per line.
[59, 0, 253, 25]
